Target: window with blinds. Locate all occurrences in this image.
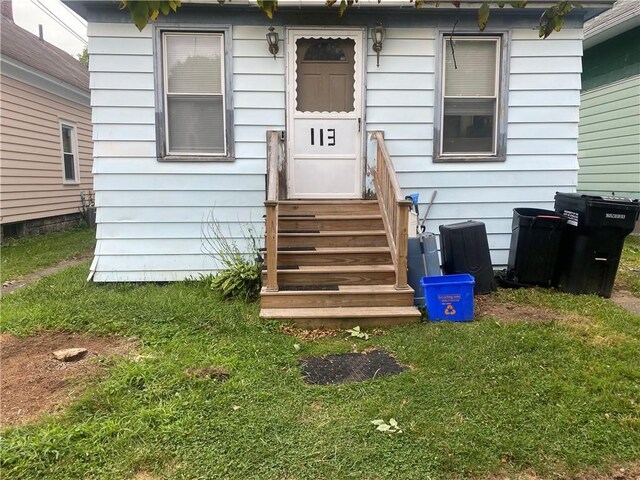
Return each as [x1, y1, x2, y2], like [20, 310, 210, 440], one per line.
[60, 123, 78, 183]
[441, 37, 500, 156]
[163, 32, 226, 156]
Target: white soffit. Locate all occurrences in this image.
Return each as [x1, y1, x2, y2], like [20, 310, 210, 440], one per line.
[182, 0, 616, 8]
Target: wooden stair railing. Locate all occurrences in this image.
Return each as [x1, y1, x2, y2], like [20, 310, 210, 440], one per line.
[371, 131, 412, 291]
[264, 130, 285, 292]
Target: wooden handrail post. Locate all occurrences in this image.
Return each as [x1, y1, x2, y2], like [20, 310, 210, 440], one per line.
[264, 130, 283, 293]
[264, 201, 278, 292]
[394, 199, 412, 290]
[266, 131, 280, 202]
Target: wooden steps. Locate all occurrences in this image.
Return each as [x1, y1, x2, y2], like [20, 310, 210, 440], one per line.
[263, 264, 396, 286]
[278, 200, 380, 216]
[270, 247, 392, 266]
[278, 230, 388, 248]
[260, 200, 420, 328]
[260, 285, 414, 308]
[260, 306, 420, 329]
[279, 214, 384, 231]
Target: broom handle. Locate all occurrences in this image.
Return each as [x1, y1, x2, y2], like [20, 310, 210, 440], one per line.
[420, 191, 438, 228]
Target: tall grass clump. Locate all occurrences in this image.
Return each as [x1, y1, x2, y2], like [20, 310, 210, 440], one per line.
[202, 212, 263, 301]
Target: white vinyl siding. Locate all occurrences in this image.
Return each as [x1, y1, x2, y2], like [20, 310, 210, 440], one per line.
[87, 22, 580, 280]
[88, 23, 284, 281]
[367, 26, 581, 266]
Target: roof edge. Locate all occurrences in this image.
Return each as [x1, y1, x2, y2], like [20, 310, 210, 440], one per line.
[65, 0, 615, 19]
[1, 55, 90, 105]
[583, 0, 640, 47]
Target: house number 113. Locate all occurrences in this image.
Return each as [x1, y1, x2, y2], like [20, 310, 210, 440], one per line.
[310, 128, 336, 147]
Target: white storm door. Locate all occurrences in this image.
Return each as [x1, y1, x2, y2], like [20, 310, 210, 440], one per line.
[287, 29, 364, 199]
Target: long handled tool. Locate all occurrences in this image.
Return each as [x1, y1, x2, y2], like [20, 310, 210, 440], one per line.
[418, 191, 438, 276]
[419, 190, 437, 232]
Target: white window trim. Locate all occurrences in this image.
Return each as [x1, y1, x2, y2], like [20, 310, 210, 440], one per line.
[59, 120, 80, 184]
[154, 26, 235, 162]
[434, 30, 510, 163]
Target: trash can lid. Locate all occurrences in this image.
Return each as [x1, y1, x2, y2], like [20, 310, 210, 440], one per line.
[555, 192, 640, 209]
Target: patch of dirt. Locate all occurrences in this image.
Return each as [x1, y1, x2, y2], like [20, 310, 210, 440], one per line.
[0, 331, 136, 429]
[476, 294, 634, 346]
[475, 295, 587, 325]
[610, 290, 640, 315]
[475, 296, 556, 323]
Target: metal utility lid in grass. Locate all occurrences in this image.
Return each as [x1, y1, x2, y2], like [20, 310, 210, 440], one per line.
[299, 349, 406, 385]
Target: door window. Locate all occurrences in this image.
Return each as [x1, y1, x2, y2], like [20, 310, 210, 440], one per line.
[295, 39, 355, 113]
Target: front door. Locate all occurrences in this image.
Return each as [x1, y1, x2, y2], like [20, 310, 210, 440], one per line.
[287, 29, 364, 199]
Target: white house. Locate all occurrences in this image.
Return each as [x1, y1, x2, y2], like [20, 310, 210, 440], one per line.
[68, 0, 613, 326]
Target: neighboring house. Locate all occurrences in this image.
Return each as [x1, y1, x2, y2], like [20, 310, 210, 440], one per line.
[0, 1, 93, 238]
[68, 0, 612, 325]
[577, 0, 640, 202]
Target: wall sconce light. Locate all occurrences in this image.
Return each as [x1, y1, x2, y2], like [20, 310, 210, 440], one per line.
[371, 21, 385, 67]
[266, 26, 279, 59]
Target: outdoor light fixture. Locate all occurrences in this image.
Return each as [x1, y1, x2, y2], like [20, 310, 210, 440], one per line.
[371, 21, 385, 67]
[266, 26, 279, 59]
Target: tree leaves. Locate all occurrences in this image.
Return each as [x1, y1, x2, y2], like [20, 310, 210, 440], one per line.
[477, 2, 490, 31]
[256, 0, 278, 19]
[346, 326, 370, 339]
[325, 0, 356, 17]
[371, 418, 402, 433]
[120, 0, 578, 37]
[119, 0, 181, 31]
[539, 1, 578, 38]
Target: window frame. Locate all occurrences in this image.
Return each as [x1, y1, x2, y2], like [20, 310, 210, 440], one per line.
[154, 25, 235, 162]
[433, 30, 511, 163]
[59, 120, 80, 184]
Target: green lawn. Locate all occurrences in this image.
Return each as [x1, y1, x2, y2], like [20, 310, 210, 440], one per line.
[0, 227, 96, 283]
[617, 235, 640, 296]
[1, 254, 639, 479]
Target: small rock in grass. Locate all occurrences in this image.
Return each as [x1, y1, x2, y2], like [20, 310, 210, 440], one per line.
[185, 366, 230, 381]
[52, 348, 88, 362]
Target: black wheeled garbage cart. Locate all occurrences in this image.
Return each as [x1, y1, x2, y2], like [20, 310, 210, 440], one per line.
[554, 193, 640, 298]
[507, 208, 566, 287]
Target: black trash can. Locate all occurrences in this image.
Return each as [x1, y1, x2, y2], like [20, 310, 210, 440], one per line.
[439, 220, 496, 294]
[507, 208, 566, 287]
[554, 193, 640, 298]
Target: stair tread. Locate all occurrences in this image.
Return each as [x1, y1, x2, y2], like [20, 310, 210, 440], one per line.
[261, 285, 414, 295]
[273, 265, 394, 272]
[276, 247, 390, 254]
[279, 200, 378, 204]
[279, 230, 386, 236]
[280, 214, 382, 220]
[260, 306, 420, 319]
